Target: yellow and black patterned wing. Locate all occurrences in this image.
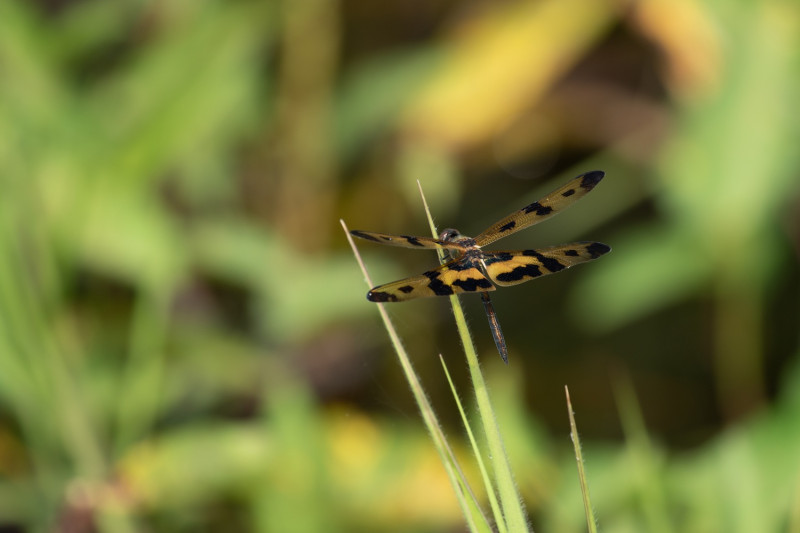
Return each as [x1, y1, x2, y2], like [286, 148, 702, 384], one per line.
[482, 242, 611, 287]
[351, 230, 465, 251]
[366, 258, 495, 302]
[474, 170, 605, 247]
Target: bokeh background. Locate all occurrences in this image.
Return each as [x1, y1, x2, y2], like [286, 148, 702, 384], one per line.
[1, 0, 799, 531]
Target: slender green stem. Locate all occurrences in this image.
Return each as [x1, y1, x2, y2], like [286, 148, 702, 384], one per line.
[451, 298, 529, 531]
[440, 355, 508, 533]
[417, 181, 530, 532]
[343, 220, 492, 533]
[566, 386, 597, 533]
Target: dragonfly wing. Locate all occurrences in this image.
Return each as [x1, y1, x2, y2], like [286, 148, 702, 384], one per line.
[482, 242, 611, 287]
[367, 258, 495, 302]
[351, 230, 464, 251]
[474, 170, 605, 247]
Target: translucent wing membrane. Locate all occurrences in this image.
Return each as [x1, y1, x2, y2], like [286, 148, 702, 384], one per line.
[482, 242, 611, 287]
[366, 259, 495, 302]
[350, 230, 465, 251]
[474, 170, 605, 247]
[350, 230, 464, 250]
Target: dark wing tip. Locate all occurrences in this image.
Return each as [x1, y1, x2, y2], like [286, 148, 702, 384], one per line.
[579, 170, 605, 191]
[367, 290, 397, 302]
[587, 242, 611, 258]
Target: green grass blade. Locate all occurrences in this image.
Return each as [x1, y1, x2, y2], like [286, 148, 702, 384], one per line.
[565, 386, 598, 533]
[440, 355, 508, 533]
[417, 182, 531, 532]
[342, 220, 492, 533]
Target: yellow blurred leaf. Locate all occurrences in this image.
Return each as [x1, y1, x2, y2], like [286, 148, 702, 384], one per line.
[632, 0, 723, 99]
[401, 0, 616, 150]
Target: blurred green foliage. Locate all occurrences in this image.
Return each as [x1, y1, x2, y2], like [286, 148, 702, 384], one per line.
[0, 0, 798, 532]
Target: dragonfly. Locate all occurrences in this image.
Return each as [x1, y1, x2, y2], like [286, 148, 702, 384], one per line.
[351, 170, 611, 363]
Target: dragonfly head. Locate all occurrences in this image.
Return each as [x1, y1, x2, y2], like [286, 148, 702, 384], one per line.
[439, 228, 464, 242]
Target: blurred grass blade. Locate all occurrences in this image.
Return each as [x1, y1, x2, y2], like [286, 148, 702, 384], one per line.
[565, 386, 597, 533]
[256, 370, 328, 532]
[613, 373, 671, 533]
